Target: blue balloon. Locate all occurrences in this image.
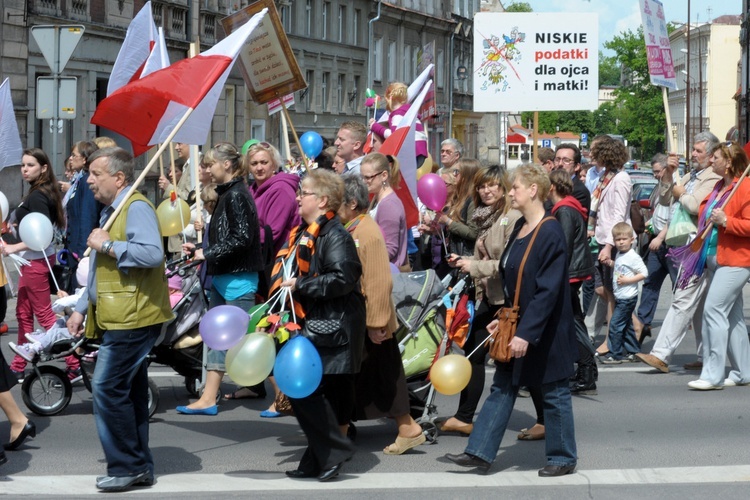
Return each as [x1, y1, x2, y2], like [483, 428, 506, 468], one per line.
[274, 335, 323, 398]
[299, 131, 324, 159]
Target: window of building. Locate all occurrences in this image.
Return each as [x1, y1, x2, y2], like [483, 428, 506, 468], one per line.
[373, 38, 383, 82]
[322, 72, 330, 112]
[338, 5, 346, 44]
[305, 0, 312, 37]
[436, 49, 445, 89]
[280, 4, 292, 33]
[353, 75, 361, 113]
[305, 70, 314, 112]
[353, 9, 360, 46]
[388, 41, 397, 81]
[337, 74, 346, 114]
[322, 2, 330, 40]
[404, 46, 412, 82]
[508, 145, 519, 160]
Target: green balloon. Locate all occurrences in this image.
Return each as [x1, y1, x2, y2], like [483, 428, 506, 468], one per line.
[241, 139, 260, 156]
[365, 88, 376, 98]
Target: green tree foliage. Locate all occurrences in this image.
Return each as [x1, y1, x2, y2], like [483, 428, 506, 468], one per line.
[599, 52, 620, 87]
[504, 2, 533, 12]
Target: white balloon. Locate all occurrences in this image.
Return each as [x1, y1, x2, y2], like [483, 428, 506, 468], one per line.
[0, 191, 8, 221]
[19, 212, 54, 251]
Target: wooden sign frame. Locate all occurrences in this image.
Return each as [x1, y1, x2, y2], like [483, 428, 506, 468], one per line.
[221, 0, 306, 104]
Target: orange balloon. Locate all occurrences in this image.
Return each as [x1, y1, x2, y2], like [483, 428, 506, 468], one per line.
[430, 354, 471, 395]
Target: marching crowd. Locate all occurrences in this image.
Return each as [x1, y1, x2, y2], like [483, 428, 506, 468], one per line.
[1, 93, 749, 489]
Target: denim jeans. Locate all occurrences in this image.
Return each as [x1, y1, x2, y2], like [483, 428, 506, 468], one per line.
[607, 296, 640, 359]
[92, 323, 161, 477]
[205, 287, 255, 371]
[636, 241, 677, 326]
[465, 367, 577, 467]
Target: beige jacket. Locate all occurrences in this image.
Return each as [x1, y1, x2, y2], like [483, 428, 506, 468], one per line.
[469, 208, 522, 305]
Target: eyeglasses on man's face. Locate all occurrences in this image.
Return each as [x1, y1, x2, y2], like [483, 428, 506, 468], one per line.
[553, 157, 575, 166]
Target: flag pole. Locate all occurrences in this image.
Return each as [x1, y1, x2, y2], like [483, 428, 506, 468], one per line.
[189, 39, 203, 245]
[157, 144, 164, 177]
[279, 96, 308, 167]
[83, 106, 197, 257]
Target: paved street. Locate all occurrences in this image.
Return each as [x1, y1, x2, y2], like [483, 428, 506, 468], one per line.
[1, 284, 749, 499]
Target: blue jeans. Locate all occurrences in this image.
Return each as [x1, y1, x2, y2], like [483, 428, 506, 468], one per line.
[92, 324, 161, 477]
[607, 296, 640, 359]
[636, 241, 677, 326]
[205, 287, 255, 371]
[465, 367, 577, 467]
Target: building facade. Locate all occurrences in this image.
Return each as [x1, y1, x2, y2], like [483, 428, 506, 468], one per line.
[668, 17, 741, 158]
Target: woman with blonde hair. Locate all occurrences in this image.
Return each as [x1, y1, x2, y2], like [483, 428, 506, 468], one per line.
[442, 165, 521, 435]
[360, 152, 409, 270]
[176, 142, 263, 415]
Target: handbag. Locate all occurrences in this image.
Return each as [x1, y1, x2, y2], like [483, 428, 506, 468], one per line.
[484, 217, 552, 363]
[665, 202, 697, 247]
[304, 317, 349, 348]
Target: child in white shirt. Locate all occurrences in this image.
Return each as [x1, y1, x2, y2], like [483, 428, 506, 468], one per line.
[600, 222, 648, 364]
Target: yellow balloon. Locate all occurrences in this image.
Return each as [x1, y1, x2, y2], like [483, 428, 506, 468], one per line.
[430, 354, 471, 395]
[156, 198, 191, 237]
[417, 154, 434, 180]
[226, 333, 276, 386]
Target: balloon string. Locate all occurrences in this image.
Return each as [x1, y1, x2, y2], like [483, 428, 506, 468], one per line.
[44, 254, 59, 293]
[177, 198, 187, 246]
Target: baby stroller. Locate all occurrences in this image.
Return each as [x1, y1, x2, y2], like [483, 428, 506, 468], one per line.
[393, 270, 473, 443]
[149, 256, 210, 399]
[21, 336, 160, 418]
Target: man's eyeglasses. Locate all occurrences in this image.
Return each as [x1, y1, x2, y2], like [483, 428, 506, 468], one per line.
[553, 157, 575, 166]
[297, 190, 317, 198]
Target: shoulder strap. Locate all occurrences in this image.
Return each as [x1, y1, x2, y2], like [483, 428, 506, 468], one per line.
[512, 216, 554, 307]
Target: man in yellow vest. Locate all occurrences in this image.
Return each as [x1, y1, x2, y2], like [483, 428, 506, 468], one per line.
[67, 147, 172, 492]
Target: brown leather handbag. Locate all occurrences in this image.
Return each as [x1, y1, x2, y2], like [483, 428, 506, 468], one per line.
[485, 217, 553, 362]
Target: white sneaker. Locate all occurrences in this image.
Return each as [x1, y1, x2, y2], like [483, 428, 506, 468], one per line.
[687, 379, 723, 391]
[723, 378, 750, 387]
[9, 342, 38, 363]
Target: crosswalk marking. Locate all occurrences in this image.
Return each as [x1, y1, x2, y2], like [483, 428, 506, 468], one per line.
[4, 465, 750, 495]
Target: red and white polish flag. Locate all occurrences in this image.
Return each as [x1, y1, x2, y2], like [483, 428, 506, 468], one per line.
[92, 9, 268, 156]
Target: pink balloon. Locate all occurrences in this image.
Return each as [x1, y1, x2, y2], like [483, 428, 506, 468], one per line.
[417, 173, 448, 211]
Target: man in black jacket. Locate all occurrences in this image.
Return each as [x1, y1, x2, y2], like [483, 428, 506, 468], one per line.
[553, 143, 591, 212]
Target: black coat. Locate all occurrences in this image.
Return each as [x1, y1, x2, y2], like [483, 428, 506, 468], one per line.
[205, 177, 263, 276]
[295, 216, 366, 375]
[554, 205, 595, 280]
[500, 217, 578, 386]
[572, 176, 591, 212]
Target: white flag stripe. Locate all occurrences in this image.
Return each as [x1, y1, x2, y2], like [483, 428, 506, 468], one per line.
[142, 27, 170, 78]
[379, 63, 434, 123]
[107, 1, 157, 95]
[0, 78, 23, 170]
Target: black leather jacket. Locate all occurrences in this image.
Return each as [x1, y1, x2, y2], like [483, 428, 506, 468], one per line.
[294, 216, 366, 375]
[554, 205, 595, 280]
[205, 177, 263, 276]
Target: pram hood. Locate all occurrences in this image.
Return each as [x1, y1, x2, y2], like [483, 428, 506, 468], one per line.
[392, 270, 446, 332]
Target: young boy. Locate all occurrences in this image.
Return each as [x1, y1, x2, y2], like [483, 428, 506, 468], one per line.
[600, 222, 648, 364]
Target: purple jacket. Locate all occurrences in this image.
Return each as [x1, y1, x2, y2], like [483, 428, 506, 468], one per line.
[371, 103, 428, 158]
[249, 172, 301, 254]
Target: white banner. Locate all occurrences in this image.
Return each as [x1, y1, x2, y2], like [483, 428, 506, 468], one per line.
[473, 13, 598, 112]
[639, 0, 677, 90]
[267, 93, 294, 116]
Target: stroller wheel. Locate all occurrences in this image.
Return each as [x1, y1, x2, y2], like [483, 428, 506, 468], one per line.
[21, 366, 72, 416]
[419, 421, 439, 444]
[147, 377, 159, 418]
[184, 376, 200, 397]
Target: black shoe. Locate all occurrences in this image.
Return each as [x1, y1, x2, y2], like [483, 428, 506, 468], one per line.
[538, 464, 576, 477]
[285, 469, 318, 479]
[317, 462, 343, 482]
[637, 325, 652, 346]
[444, 452, 491, 473]
[570, 364, 597, 396]
[4, 421, 36, 451]
[96, 471, 150, 491]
